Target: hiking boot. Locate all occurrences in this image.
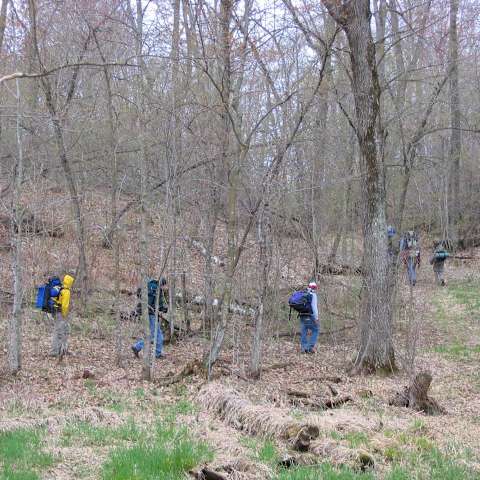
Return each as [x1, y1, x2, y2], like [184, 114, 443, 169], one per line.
[131, 346, 140, 359]
[307, 348, 316, 354]
[156, 353, 166, 359]
[441, 279, 446, 286]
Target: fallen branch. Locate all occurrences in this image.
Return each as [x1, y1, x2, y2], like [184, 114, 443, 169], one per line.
[389, 371, 446, 415]
[156, 359, 204, 386]
[262, 361, 292, 372]
[277, 325, 354, 338]
[318, 263, 363, 276]
[288, 391, 353, 410]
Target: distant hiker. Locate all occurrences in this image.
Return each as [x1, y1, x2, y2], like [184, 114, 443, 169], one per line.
[429, 240, 449, 286]
[288, 282, 319, 354]
[387, 225, 399, 259]
[131, 277, 168, 359]
[36, 274, 75, 357]
[400, 231, 421, 286]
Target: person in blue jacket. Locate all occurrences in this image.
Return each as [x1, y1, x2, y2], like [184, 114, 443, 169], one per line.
[300, 282, 319, 354]
[131, 277, 168, 359]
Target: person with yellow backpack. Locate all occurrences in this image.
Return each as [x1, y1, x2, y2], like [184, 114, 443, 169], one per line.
[36, 274, 75, 357]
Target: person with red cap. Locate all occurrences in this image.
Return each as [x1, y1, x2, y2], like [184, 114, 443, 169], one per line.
[300, 281, 319, 353]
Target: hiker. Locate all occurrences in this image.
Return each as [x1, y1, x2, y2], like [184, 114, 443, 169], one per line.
[131, 277, 168, 359]
[387, 225, 399, 260]
[50, 274, 75, 357]
[400, 231, 421, 286]
[429, 240, 449, 286]
[288, 282, 319, 353]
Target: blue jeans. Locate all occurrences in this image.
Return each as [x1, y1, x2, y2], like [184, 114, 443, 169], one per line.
[300, 315, 319, 352]
[406, 257, 417, 285]
[133, 314, 163, 357]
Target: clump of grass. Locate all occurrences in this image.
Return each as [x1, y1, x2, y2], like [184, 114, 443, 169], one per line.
[448, 280, 480, 315]
[61, 418, 141, 447]
[0, 427, 55, 479]
[385, 446, 477, 480]
[101, 423, 212, 480]
[241, 437, 279, 465]
[433, 343, 480, 360]
[275, 464, 374, 480]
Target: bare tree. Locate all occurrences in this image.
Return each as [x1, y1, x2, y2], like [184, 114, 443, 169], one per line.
[8, 79, 24, 374]
[27, 0, 89, 313]
[448, 0, 461, 238]
[323, 0, 394, 373]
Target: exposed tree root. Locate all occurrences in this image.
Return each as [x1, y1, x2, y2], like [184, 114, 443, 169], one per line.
[389, 372, 446, 415]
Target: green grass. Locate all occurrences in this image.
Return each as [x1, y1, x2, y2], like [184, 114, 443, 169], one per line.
[61, 418, 142, 447]
[447, 280, 480, 316]
[384, 446, 479, 480]
[0, 428, 55, 480]
[433, 343, 480, 359]
[241, 437, 279, 465]
[275, 464, 374, 480]
[101, 423, 212, 480]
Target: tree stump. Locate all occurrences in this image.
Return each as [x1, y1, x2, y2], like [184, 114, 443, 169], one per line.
[389, 372, 445, 415]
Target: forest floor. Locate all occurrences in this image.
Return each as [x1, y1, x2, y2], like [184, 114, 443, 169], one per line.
[1, 249, 480, 479]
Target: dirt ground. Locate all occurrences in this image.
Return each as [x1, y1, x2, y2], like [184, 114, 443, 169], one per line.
[1, 248, 480, 479]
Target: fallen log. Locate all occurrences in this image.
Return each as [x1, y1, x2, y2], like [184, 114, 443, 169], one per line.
[183, 235, 225, 267]
[389, 371, 445, 415]
[119, 290, 256, 317]
[318, 263, 363, 276]
[287, 391, 353, 410]
[278, 325, 355, 338]
[197, 383, 320, 451]
[198, 384, 375, 469]
[0, 214, 63, 238]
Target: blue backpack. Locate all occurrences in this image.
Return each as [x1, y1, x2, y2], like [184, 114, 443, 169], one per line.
[288, 290, 313, 315]
[35, 277, 62, 313]
[434, 250, 449, 261]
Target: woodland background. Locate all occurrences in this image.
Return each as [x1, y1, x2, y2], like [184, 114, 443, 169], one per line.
[0, 1, 480, 479]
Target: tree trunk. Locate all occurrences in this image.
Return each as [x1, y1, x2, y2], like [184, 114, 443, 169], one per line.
[249, 207, 271, 379]
[8, 79, 24, 374]
[167, 0, 181, 343]
[0, 0, 8, 54]
[448, 0, 461, 238]
[323, 0, 394, 373]
[205, 0, 234, 377]
[93, 31, 123, 366]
